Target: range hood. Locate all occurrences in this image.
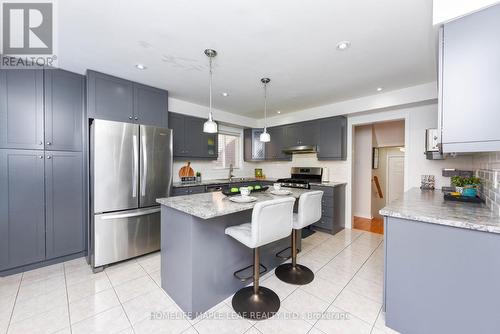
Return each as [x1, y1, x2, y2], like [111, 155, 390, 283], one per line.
[282, 145, 318, 154]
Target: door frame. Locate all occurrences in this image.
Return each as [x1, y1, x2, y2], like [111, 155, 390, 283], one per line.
[346, 107, 412, 229]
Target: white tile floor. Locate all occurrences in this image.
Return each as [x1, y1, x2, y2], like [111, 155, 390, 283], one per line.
[0, 229, 400, 334]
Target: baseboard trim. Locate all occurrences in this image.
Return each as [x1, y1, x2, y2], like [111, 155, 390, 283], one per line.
[0, 251, 87, 277]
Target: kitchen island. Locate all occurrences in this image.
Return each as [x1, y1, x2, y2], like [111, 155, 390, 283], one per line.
[380, 188, 500, 334]
[156, 188, 312, 317]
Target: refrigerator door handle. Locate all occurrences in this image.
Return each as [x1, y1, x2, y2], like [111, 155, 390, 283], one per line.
[132, 134, 138, 198]
[141, 134, 147, 197]
[100, 207, 160, 220]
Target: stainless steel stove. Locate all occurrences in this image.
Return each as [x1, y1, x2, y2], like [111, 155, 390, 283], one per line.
[276, 167, 323, 189]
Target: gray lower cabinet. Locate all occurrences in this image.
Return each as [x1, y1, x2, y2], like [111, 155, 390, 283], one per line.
[0, 150, 46, 271]
[45, 151, 84, 259]
[384, 217, 500, 333]
[169, 112, 218, 159]
[171, 186, 206, 196]
[440, 4, 500, 153]
[317, 116, 346, 160]
[44, 69, 85, 151]
[87, 70, 168, 126]
[0, 70, 44, 150]
[311, 184, 345, 234]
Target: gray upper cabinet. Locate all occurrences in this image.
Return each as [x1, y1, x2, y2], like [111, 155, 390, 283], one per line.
[44, 69, 85, 152]
[440, 4, 500, 153]
[170, 113, 187, 157]
[265, 126, 291, 161]
[244, 128, 266, 161]
[317, 116, 346, 160]
[134, 84, 168, 127]
[45, 151, 84, 259]
[87, 70, 135, 122]
[87, 70, 168, 127]
[0, 70, 44, 150]
[246, 116, 346, 161]
[169, 112, 218, 159]
[0, 150, 46, 271]
[285, 121, 319, 147]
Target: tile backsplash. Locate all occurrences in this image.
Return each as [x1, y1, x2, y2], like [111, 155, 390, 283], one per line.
[473, 152, 500, 214]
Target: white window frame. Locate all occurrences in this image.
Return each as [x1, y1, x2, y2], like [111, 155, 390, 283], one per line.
[213, 128, 243, 170]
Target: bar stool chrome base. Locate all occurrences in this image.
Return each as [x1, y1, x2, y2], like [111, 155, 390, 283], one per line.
[232, 286, 280, 320]
[275, 263, 314, 285]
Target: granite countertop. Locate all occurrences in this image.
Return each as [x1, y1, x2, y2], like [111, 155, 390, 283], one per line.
[172, 178, 278, 188]
[157, 188, 311, 219]
[380, 188, 500, 234]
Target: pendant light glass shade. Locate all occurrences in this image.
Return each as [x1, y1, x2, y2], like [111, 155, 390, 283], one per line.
[203, 49, 218, 133]
[260, 128, 271, 142]
[203, 114, 218, 133]
[260, 78, 271, 142]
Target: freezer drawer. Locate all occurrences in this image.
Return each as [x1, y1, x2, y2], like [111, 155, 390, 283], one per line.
[93, 207, 160, 267]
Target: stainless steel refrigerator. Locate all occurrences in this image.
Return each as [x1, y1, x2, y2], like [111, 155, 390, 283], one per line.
[90, 119, 172, 270]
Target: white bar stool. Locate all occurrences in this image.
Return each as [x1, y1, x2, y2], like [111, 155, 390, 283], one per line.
[225, 197, 295, 320]
[275, 190, 323, 285]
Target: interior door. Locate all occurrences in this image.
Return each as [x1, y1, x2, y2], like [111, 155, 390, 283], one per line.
[139, 125, 172, 207]
[92, 120, 139, 213]
[387, 155, 405, 203]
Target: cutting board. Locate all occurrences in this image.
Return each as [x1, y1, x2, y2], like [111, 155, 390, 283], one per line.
[178, 161, 195, 178]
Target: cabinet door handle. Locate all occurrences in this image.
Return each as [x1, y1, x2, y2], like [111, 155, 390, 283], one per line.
[46, 142, 52, 145]
[39, 141, 43, 145]
[134, 116, 138, 121]
[39, 155, 43, 159]
[129, 116, 133, 120]
[46, 156, 52, 159]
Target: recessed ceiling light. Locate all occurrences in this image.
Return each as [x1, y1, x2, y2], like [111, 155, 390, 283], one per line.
[135, 64, 147, 70]
[377, 87, 383, 92]
[221, 92, 229, 97]
[336, 41, 351, 51]
[277, 110, 281, 114]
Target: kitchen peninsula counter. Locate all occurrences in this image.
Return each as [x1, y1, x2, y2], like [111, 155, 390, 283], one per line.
[380, 188, 500, 334]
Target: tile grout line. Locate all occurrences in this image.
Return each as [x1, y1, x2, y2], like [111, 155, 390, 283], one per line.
[63, 264, 73, 334]
[5, 272, 23, 334]
[308, 236, 383, 332]
[136, 257, 199, 333]
[104, 269, 137, 334]
[370, 307, 384, 334]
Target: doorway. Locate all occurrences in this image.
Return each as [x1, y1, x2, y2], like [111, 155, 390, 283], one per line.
[352, 120, 405, 234]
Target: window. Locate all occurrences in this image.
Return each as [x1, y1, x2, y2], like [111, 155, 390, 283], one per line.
[213, 132, 241, 169]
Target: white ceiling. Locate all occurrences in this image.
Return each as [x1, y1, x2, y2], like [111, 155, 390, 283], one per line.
[58, 0, 437, 118]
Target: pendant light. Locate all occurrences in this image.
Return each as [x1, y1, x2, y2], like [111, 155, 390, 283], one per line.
[260, 78, 271, 142]
[203, 49, 218, 133]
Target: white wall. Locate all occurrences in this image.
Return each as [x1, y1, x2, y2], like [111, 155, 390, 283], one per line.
[373, 121, 405, 147]
[168, 97, 257, 128]
[353, 125, 373, 219]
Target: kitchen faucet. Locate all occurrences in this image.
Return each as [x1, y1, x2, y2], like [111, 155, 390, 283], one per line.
[228, 163, 235, 180]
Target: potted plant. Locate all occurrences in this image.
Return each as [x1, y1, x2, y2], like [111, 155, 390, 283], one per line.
[451, 176, 481, 197]
[196, 171, 202, 183]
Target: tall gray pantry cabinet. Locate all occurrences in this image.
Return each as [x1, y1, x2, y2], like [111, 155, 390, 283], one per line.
[0, 69, 86, 275]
